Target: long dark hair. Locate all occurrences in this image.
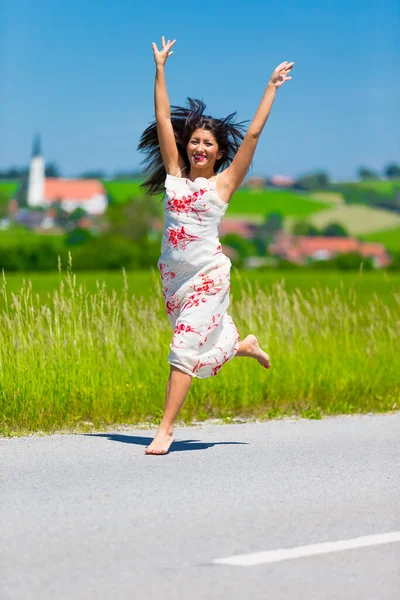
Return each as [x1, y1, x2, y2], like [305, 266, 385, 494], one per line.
[137, 98, 249, 196]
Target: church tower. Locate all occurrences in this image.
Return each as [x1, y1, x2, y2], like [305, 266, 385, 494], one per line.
[27, 135, 45, 207]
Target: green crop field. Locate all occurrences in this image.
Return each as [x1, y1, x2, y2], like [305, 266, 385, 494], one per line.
[0, 268, 399, 436]
[349, 179, 400, 196]
[0, 181, 19, 199]
[102, 180, 158, 204]
[102, 179, 329, 218]
[227, 189, 330, 218]
[362, 227, 400, 253]
[2, 268, 399, 307]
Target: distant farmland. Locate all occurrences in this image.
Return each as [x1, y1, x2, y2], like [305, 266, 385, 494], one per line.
[362, 227, 400, 253]
[0, 181, 19, 198]
[103, 179, 330, 218]
[3, 178, 400, 245]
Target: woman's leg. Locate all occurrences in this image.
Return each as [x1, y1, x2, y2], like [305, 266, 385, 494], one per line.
[236, 334, 271, 369]
[145, 365, 192, 455]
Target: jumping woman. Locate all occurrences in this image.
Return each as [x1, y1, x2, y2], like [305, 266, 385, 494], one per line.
[138, 36, 294, 455]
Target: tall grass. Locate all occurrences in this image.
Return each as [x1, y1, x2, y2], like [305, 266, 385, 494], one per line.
[1, 257, 399, 435]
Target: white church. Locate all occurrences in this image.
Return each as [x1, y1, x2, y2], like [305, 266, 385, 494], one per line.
[27, 135, 108, 215]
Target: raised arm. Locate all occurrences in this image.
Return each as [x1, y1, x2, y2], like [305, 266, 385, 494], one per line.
[152, 36, 183, 175]
[220, 61, 295, 199]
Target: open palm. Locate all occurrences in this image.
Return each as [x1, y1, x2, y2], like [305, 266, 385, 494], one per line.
[270, 61, 295, 89]
[152, 36, 176, 67]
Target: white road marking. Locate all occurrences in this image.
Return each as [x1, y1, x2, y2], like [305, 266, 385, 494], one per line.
[213, 531, 400, 567]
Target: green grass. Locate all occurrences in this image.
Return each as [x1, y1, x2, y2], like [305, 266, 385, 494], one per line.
[0, 267, 399, 435]
[2, 268, 399, 308]
[0, 181, 19, 199]
[226, 189, 330, 218]
[102, 180, 163, 204]
[362, 227, 400, 253]
[352, 179, 400, 195]
[330, 179, 400, 196]
[102, 179, 329, 218]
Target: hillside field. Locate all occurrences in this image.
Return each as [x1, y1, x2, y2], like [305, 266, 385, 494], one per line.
[0, 181, 19, 199]
[3, 178, 400, 242]
[362, 227, 400, 253]
[305, 204, 400, 236]
[103, 179, 330, 218]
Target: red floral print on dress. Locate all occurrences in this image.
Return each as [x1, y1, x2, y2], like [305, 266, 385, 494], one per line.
[166, 294, 181, 317]
[158, 262, 177, 299]
[158, 262, 176, 282]
[192, 359, 216, 376]
[166, 226, 201, 251]
[174, 323, 202, 337]
[211, 346, 231, 376]
[167, 189, 210, 222]
[171, 323, 202, 350]
[182, 274, 225, 311]
[199, 313, 221, 346]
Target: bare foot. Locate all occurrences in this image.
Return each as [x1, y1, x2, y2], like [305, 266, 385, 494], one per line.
[145, 427, 174, 455]
[240, 334, 271, 369]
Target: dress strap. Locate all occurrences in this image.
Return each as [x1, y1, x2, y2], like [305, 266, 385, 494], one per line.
[175, 166, 187, 176]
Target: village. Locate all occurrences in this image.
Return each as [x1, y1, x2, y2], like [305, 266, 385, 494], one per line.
[0, 135, 397, 271]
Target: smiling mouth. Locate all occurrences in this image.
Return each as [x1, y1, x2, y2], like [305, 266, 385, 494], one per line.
[194, 155, 206, 161]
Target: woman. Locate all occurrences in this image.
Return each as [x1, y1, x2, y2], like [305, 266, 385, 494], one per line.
[138, 36, 294, 455]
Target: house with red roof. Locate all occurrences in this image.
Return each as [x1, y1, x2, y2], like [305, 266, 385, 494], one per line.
[24, 135, 107, 216]
[269, 232, 391, 268]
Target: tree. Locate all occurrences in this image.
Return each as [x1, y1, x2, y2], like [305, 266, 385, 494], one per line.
[0, 166, 28, 180]
[358, 167, 379, 180]
[45, 162, 61, 177]
[67, 207, 88, 224]
[105, 194, 161, 243]
[294, 171, 330, 190]
[322, 222, 349, 237]
[384, 163, 400, 179]
[292, 220, 320, 236]
[220, 233, 256, 267]
[78, 170, 106, 179]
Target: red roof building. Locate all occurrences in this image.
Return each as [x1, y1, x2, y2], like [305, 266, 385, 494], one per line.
[269, 232, 391, 267]
[44, 178, 108, 215]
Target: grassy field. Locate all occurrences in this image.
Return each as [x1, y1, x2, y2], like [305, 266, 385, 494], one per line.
[102, 180, 156, 204]
[0, 181, 19, 198]
[329, 179, 400, 197]
[2, 268, 400, 307]
[102, 179, 400, 237]
[305, 204, 400, 236]
[226, 189, 329, 217]
[344, 179, 400, 195]
[0, 268, 399, 436]
[362, 227, 400, 253]
[103, 179, 330, 219]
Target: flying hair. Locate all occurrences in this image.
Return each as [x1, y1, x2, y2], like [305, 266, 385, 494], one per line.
[137, 98, 249, 196]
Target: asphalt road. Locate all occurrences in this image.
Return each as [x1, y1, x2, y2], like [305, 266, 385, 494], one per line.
[1, 413, 400, 599]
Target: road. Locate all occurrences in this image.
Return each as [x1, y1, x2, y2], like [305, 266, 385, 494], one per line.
[1, 413, 399, 599]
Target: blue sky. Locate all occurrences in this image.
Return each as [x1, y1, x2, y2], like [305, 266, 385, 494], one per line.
[1, 0, 399, 180]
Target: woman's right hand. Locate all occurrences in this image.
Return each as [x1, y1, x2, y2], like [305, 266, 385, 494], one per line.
[152, 36, 176, 67]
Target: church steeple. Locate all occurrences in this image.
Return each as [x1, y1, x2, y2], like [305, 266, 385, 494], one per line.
[28, 135, 45, 207]
[32, 134, 42, 158]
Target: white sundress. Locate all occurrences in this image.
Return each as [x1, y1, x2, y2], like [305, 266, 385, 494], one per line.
[158, 168, 240, 379]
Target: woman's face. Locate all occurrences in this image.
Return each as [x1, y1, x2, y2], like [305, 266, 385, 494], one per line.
[186, 128, 223, 170]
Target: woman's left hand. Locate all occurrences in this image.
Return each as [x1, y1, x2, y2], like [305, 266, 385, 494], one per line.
[269, 61, 295, 89]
